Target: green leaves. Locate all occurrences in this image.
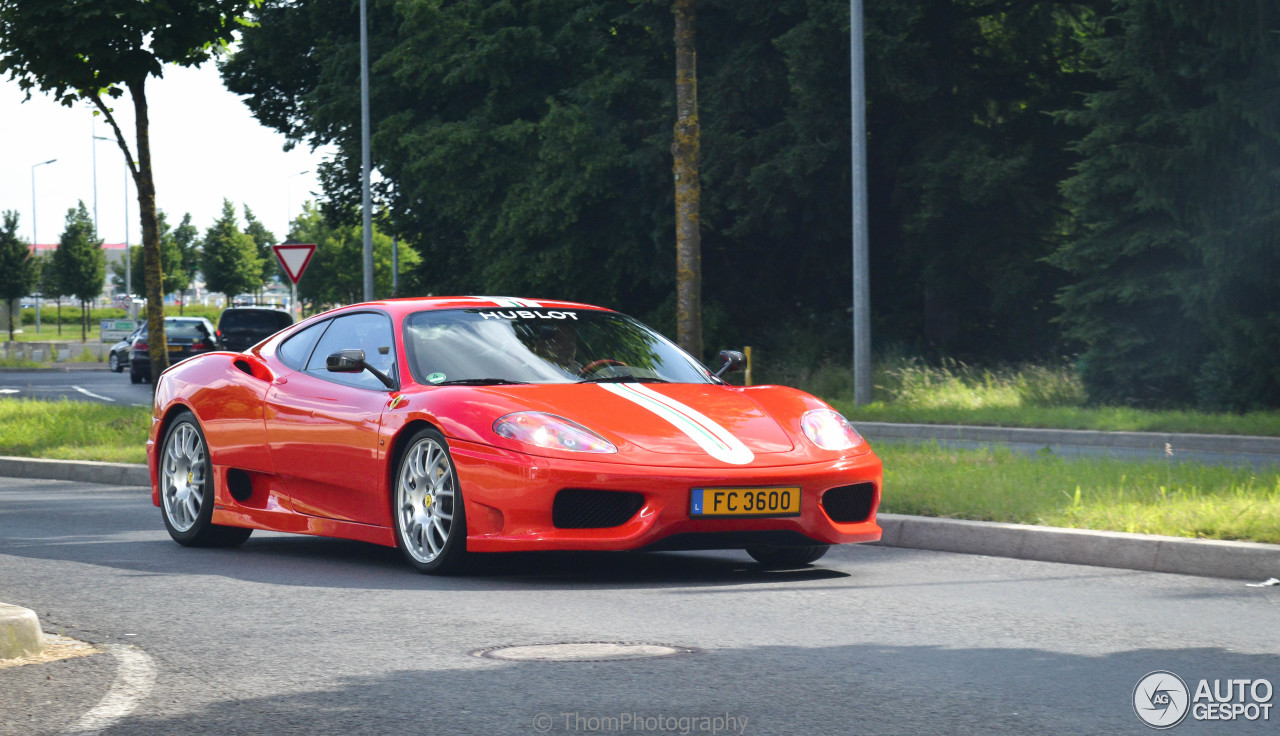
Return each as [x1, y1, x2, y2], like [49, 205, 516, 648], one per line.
[201, 200, 264, 303]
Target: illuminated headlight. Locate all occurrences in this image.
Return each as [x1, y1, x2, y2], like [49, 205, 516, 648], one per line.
[801, 409, 864, 451]
[493, 412, 617, 454]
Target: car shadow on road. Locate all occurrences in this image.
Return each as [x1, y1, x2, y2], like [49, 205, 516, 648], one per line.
[0, 529, 853, 592]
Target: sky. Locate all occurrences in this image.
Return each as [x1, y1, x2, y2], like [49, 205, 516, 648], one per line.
[1, 61, 331, 248]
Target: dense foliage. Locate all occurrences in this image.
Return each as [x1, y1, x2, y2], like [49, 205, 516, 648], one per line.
[1054, 1, 1280, 409]
[0, 210, 36, 340]
[224, 0, 1280, 409]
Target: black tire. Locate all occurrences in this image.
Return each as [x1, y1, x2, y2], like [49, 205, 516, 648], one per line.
[746, 545, 830, 568]
[392, 427, 468, 574]
[129, 368, 142, 384]
[109, 352, 121, 372]
[158, 411, 252, 548]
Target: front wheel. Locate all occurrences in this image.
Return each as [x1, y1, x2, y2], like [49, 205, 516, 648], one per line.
[746, 545, 830, 568]
[109, 352, 121, 372]
[394, 427, 468, 574]
[159, 412, 252, 548]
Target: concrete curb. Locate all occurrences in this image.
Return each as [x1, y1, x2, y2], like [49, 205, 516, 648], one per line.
[857, 421, 1280, 456]
[0, 456, 149, 487]
[876, 513, 1279, 581]
[0, 454, 1275, 582]
[0, 603, 43, 659]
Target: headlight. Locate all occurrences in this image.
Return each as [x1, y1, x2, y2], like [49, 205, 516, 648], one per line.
[493, 412, 617, 454]
[801, 409, 864, 451]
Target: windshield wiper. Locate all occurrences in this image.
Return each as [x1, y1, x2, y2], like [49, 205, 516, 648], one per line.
[577, 375, 669, 384]
[433, 378, 528, 386]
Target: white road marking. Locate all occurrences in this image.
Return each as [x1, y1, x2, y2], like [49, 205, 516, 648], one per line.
[71, 385, 115, 403]
[65, 643, 157, 735]
[0, 388, 18, 394]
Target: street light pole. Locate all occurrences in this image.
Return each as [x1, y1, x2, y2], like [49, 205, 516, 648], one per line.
[286, 170, 309, 235]
[360, 0, 374, 302]
[30, 158, 56, 334]
[850, 0, 871, 406]
[94, 135, 130, 312]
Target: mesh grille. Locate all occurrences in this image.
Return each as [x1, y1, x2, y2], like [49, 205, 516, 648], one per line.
[821, 483, 875, 523]
[553, 489, 645, 529]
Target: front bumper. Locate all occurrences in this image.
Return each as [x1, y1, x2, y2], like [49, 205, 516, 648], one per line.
[449, 439, 883, 553]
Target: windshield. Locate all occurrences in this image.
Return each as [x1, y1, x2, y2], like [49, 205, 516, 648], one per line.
[402, 308, 712, 386]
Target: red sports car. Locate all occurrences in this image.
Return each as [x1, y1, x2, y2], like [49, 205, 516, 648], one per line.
[149, 297, 882, 574]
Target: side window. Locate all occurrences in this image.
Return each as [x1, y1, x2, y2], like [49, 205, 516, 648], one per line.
[304, 312, 397, 390]
[277, 319, 330, 371]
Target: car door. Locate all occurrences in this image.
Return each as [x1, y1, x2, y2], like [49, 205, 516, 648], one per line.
[264, 311, 398, 526]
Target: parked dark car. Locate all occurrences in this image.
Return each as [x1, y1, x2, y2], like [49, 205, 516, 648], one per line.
[216, 307, 293, 352]
[130, 317, 219, 384]
[108, 326, 143, 373]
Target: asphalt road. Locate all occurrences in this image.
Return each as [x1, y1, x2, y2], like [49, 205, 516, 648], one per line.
[0, 368, 152, 407]
[2, 477, 1278, 735]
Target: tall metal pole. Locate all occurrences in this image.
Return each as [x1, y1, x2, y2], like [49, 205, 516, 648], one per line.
[31, 158, 56, 334]
[360, 0, 374, 302]
[850, 0, 872, 406]
[91, 120, 99, 237]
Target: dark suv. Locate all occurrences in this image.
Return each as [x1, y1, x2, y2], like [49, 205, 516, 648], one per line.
[216, 307, 294, 352]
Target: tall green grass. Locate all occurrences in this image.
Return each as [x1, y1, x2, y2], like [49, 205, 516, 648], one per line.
[790, 356, 1280, 437]
[0, 399, 149, 464]
[879, 442, 1280, 543]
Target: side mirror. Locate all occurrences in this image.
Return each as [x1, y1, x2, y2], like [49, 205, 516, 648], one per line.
[325, 348, 398, 389]
[326, 349, 366, 373]
[715, 350, 746, 378]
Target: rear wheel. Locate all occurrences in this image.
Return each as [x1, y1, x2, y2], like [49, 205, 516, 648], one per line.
[393, 427, 467, 574]
[159, 411, 252, 547]
[129, 367, 142, 384]
[746, 545, 830, 568]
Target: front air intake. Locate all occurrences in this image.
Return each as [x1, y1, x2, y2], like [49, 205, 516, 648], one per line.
[821, 483, 875, 523]
[552, 489, 645, 529]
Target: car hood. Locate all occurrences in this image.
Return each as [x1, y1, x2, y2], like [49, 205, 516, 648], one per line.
[411, 382, 865, 468]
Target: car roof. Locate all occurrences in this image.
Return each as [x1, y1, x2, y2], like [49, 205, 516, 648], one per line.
[315, 296, 612, 320]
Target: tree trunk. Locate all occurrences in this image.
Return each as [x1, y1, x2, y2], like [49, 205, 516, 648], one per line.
[128, 78, 169, 384]
[56, 297, 61, 336]
[6, 298, 13, 342]
[673, 0, 702, 359]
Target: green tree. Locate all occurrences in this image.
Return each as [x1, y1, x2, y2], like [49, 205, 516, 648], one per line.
[1054, 1, 1280, 409]
[243, 205, 279, 298]
[54, 202, 105, 342]
[0, 0, 262, 377]
[0, 210, 36, 341]
[224, 0, 1100, 363]
[201, 200, 264, 306]
[172, 213, 200, 313]
[36, 252, 63, 335]
[289, 203, 419, 311]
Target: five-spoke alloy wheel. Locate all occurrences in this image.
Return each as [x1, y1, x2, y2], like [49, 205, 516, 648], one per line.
[394, 427, 467, 574]
[160, 411, 252, 547]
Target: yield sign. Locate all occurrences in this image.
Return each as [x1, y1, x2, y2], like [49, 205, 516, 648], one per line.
[272, 243, 317, 285]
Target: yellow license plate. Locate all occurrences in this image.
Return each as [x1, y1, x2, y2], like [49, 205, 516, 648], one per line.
[690, 486, 801, 517]
[168, 345, 184, 352]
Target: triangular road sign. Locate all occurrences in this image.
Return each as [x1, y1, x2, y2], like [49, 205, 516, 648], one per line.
[272, 243, 317, 285]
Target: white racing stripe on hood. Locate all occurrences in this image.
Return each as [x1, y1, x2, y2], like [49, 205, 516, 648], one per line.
[599, 383, 754, 465]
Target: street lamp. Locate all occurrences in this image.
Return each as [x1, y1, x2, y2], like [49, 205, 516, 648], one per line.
[94, 134, 130, 308]
[360, 0, 373, 301]
[30, 158, 57, 333]
[286, 170, 309, 235]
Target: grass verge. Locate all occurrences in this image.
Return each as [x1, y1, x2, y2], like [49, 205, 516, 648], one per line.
[1, 398, 1277, 544]
[0, 399, 148, 464]
[879, 442, 1280, 544]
